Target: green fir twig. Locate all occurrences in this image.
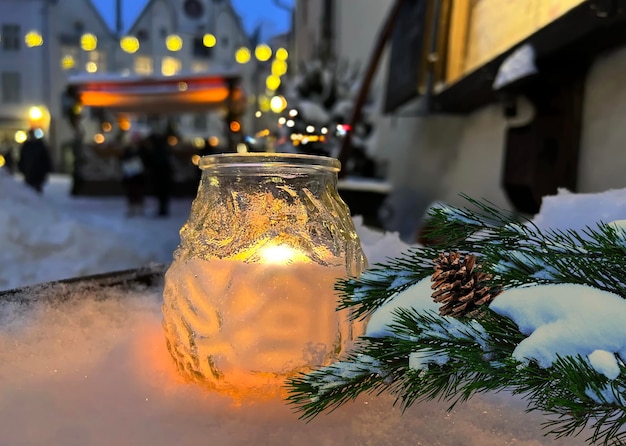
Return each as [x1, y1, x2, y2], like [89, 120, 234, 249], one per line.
[288, 196, 626, 446]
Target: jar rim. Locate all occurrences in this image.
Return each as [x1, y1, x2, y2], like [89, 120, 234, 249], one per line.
[198, 152, 341, 172]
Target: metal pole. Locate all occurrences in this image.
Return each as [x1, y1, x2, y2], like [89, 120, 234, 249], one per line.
[337, 0, 407, 177]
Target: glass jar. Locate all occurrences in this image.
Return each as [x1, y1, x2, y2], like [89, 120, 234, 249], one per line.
[162, 153, 367, 399]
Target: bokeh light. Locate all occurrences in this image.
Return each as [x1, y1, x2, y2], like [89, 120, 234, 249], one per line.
[266, 75, 281, 91]
[166, 34, 183, 52]
[81, 33, 98, 51]
[235, 47, 251, 64]
[254, 44, 272, 62]
[203, 33, 216, 47]
[120, 36, 140, 54]
[25, 31, 43, 48]
[275, 48, 288, 61]
[61, 55, 75, 70]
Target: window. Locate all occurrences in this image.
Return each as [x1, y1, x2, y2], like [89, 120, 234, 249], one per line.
[1, 71, 21, 103]
[193, 37, 213, 59]
[135, 56, 153, 75]
[61, 45, 79, 70]
[87, 50, 107, 73]
[191, 61, 209, 73]
[161, 56, 181, 76]
[2, 24, 21, 51]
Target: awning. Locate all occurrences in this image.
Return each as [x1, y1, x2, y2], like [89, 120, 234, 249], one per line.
[67, 72, 246, 114]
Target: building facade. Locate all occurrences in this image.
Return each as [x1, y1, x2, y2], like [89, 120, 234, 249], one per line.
[292, 0, 626, 240]
[0, 0, 253, 171]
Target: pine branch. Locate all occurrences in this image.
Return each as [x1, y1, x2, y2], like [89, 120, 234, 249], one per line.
[335, 245, 440, 321]
[288, 196, 626, 445]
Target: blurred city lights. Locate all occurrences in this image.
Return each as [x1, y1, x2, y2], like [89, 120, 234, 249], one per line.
[236, 143, 248, 153]
[230, 121, 241, 132]
[86, 61, 98, 73]
[269, 95, 287, 113]
[93, 133, 105, 144]
[275, 48, 288, 60]
[61, 55, 75, 69]
[288, 109, 298, 117]
[208, 136, 220, 147]
[254, 44, 272, 62]
[203, 33, 217, 47]
[118, 117, 131, 131]
[25, 31, 43, 48]
[306, 125, 315, 133]
[255, 111, 262, 118]
[258, 95, 271, 112]
[80, 33, 98, 51]
[120, 36, 140, 53]
[286, 119, 295, 128]
[266, 75, 281, 91]
[278, 117, 286, 125]
[166, 34, 183, 52]
[15, 131, 27, 144]
[28, 106, 43, 121]
[271, 59, 288, 77]
[235, 47, 251, 64]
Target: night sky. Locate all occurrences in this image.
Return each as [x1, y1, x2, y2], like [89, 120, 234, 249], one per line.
[91, 0, 293, 41]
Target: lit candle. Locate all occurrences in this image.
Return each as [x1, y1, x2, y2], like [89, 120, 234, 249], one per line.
[161, 153, 367, 399]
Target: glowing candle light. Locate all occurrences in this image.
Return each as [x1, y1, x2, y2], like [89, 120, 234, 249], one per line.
[162, 153, 367, 400]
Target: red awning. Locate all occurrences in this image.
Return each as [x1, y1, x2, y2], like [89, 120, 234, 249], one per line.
[67, 72, 246, 114]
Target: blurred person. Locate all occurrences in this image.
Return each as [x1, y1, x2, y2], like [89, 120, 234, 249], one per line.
[120, 131, 148, 217]
[18, 129, 52, 193]
[145, 130, 174, 217]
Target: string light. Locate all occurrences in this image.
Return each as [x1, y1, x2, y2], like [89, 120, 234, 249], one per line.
[166, 34, 183, 52]
[120, 36, 140, 53]
[235, 47, 251, 64]
[203, 33, 217, 47]
[80, 33, 98, 51]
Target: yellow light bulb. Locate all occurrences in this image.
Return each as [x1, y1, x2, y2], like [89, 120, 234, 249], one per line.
[120, 36, 140, 54]
[254, 44, 272, 62]
[265, 75, 281, 91]
[25, 31, 43, 48]
[28, 106, 43, 121]
[203, 33, 216, 47]
[275, 48, 288, 61]
[166, 34, 183, 52]
[269, 95, 287, 113]
[235, 47, 251, 64]
[15, 131, 27, 144]
[61, 55, 75, 69]
[271, 59, 287, 77]
[80, 33, 98, 51]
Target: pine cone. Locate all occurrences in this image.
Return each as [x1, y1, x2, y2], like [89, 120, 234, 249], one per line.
[430, 251, 499, 318]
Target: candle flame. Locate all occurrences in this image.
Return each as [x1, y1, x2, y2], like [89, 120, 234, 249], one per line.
[259, 244, 301, 264]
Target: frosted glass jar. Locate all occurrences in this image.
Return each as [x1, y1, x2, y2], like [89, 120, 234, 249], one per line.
[162, 153, 367, 398]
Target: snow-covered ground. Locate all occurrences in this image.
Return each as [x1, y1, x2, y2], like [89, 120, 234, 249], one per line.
[0, 170, 619, 445]
[0, 173, 193, 291]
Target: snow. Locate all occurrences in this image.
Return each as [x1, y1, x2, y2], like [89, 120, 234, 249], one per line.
[0, 173, 192, 291]
[489, 283, 626, 369]
[0, 170, 620, 444]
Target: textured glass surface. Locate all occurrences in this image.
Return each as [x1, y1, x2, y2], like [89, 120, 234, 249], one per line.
[162, 153, 367, 398]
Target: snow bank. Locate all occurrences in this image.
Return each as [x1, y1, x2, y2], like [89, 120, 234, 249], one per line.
[0, 173, 152, 290]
